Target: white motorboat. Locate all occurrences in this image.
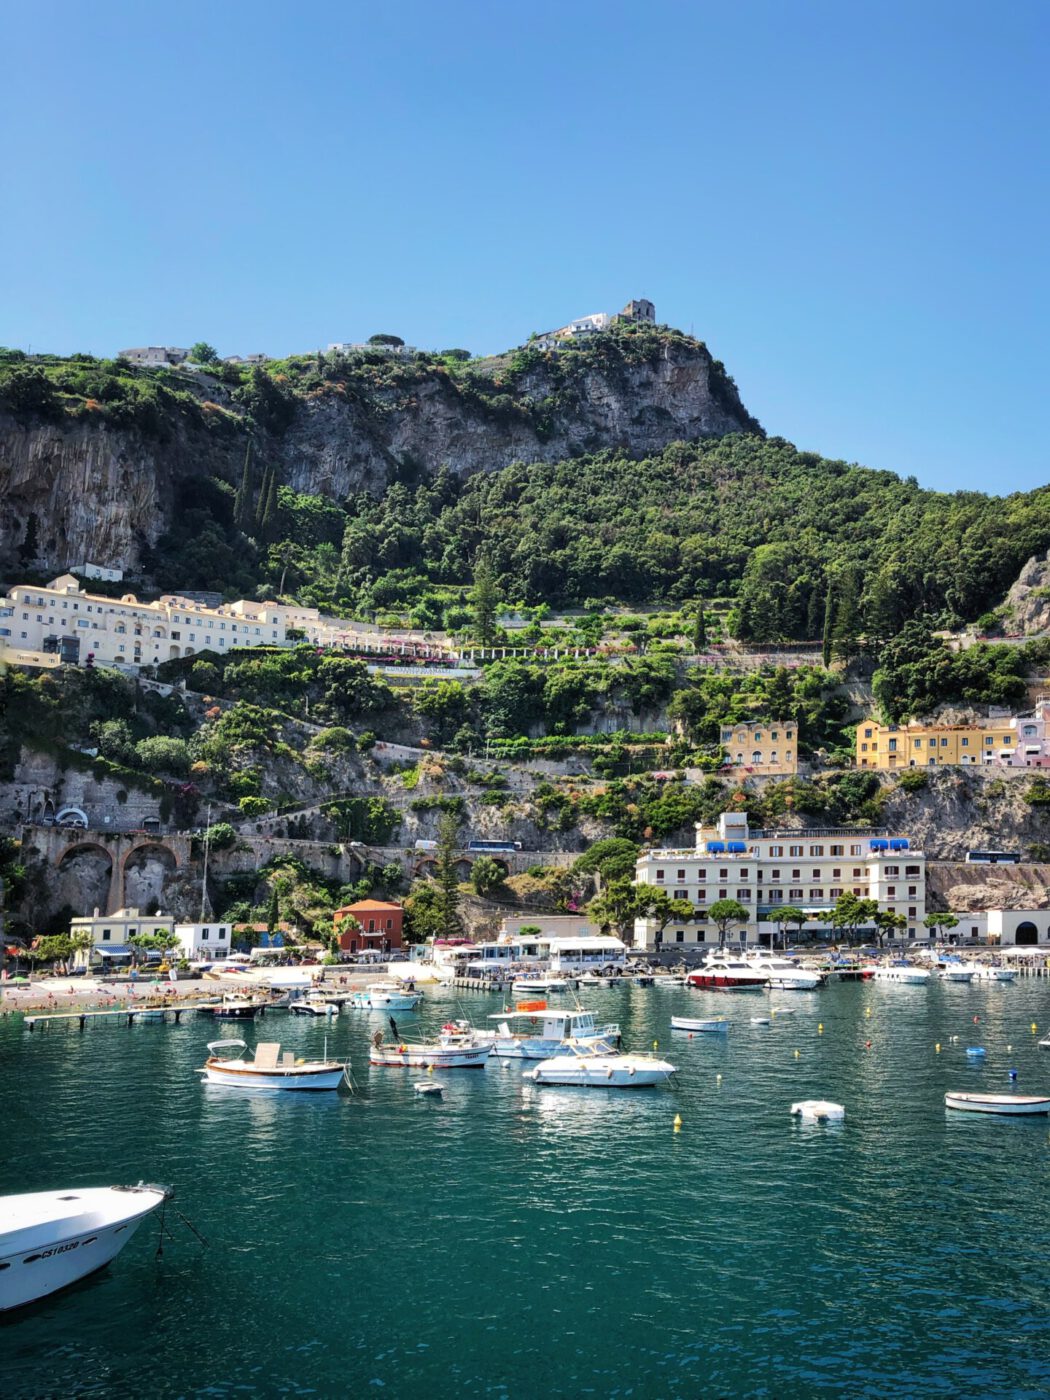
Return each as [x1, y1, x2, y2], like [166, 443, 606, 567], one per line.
[479, 1006, 621, 1059]
[349, 981, 423, 1011]
[511, 975, 577, 995]
[577, 972, 614, 987]
[686, 955, 768, 992]
[0, 1183, 170, 1311]
[414, 1080, 445, 1096]
[945, 1092, 1050, 1115]
[866, 962, 931, 984]
[671, 1016, 729, 1033]
[966, 963, 1018, 984]
[368, 1028, 493, 1069]
[934, 957, 974, 983]
[198, 1039, 348, 1091]
[791, 1100, 845, 1122]
[289, 994, 340, 1017]
[748, 956, 823, 991]
[524, 1043, 676, 1088]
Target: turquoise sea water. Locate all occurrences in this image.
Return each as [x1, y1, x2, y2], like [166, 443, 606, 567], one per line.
[3, 979, 1050, 1399]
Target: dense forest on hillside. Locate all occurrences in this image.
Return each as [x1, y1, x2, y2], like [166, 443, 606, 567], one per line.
[4, 338, 1049, 641]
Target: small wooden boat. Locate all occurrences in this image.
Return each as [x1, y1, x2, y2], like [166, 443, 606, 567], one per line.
[944, 1092, 1050, 1115]
[194, 995, 267, 1020]
[671, 1016, 729, 1033]
[198, 1039, 348, 1091]
[368, 1029, 492, 1069]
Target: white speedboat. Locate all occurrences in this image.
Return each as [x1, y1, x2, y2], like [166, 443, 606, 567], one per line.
[349, 982, 422, 1011]
[966, 963, 1018, 984]
[0, 1183, 170, 1311]
[671, 1016, 729, 1033]
[368, 1028, 492, 1069]
[524, 1044, 676, 1088]
[747, 955, 823, 991]
[198, 1039, 348, 1090]
[289, 994, 341, 1017]
[945, 1092, 1050, 1115]
[866, 962, 931, 984]
[686, 955, 768, 992]
[935, 958, 975, 983]
[479, 1006, 621, 1059]
[577, 972, 614, 988]
[511, 975, 577, 995]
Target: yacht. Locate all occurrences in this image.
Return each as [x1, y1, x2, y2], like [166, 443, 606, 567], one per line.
[934, 956, 975, 983]
[510, 974, 578, 995]
[0, 1184, 171, 1311]
[524, 1043, 676, 1088]
[478, 1006, 621, 1059]
[368, 1026, 493, 1069]
[349, 982, 423, 1011]
[965, 962, 1018, 984]
[746, 954, 823, 991]
[686, 954, 768, 992]
[865, 961, 932, 985]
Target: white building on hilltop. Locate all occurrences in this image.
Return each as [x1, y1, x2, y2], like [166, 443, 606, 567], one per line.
[531, 299, 656, 351]
[117, 347, 189, 368]
[0, 575, 289, 671]
[633, 811, 926, 951]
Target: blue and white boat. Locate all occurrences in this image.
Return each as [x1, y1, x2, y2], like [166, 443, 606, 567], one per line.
[479, 1006, 621, 1059]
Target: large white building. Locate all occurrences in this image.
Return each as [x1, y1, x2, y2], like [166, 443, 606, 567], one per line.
[633, 811, 927, 950]
[0, 575, 289, 671]
[174, 921, 233, 960]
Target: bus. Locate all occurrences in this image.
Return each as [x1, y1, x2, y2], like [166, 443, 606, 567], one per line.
[965, 850, 1021, 865]
[466, 840, 523, 853]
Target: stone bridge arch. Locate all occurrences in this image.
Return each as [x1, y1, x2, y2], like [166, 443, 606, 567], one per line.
[55, 842, 116, 915]
[122, 842, 180, 911]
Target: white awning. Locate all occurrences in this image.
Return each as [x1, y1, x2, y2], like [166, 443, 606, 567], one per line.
[96, 947, 132, 958]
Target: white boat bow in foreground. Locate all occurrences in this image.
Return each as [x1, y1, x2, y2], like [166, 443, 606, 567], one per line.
[0, 1183, 170, 1311]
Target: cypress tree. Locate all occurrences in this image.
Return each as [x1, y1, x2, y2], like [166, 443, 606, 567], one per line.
[692, 605, 707, 652]
[821, 579, 835, 668]
[235, 439, 252, 531]
[266, 887, 279, 935]
[260, 471, 278, 541]
[255, 466, 272, 532]
[435, 812, 462, 936]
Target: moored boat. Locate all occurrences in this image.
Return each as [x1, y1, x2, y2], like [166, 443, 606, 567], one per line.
[289, 993, 341, 1017]
[671, 1015, 729, 1033]
[866, 962, 931, 984]
[965, 962, 1018, 984]
[935, 957, 974, 983]
[368, 1028, 493, 1069]
[198, 1039, 348, 1090]
[510, 975, 577, 995]
[0, 1183, 171, 1311]
[687, 955, 768, 992]
[746, 954, 824, 991]
[524, 1043, 676, 1088]
[945, 1091, 1050, 1115]
[479, 1005, 621, 1059]
[195, 994, 268, 1020]
[349, 982, 422, 1011]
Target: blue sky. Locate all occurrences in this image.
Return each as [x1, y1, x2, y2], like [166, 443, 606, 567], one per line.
[4, 1, 1048, 492]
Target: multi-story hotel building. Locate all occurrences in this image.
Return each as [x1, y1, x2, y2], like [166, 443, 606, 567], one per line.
[719, 719, 798, 775]
[0, 574, 289, 671]
[633, 810, 926, 950]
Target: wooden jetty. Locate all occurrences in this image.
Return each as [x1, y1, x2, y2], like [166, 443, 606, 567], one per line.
[22, 1000, 275, 1031]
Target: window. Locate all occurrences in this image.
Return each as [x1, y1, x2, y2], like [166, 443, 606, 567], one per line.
[676, 869, 686, 883]
[962, 738, 969, 747]
[810, 845, 824, 856]
[888, 739, 897, 752]
[853, 868, 862, 877]
[885, 866, 899, 876]
[887, 886, 896, 897]
[719, 868, 728, 879]
[719, 889, 727, 900]
[739, 868, 748, 879]
[941, 738, 948, 747]
[770, 869, 781, 881]
[809, 889, 824, 899]
[830, 845, 844, 856]
[218, 929, 227, 940]
[737, 889, 751, 900]
[864, 728, 873, 738]
[697, 869, 706, 881]
[771, 730, 779, 740]
[769, 845, 783, 857]
[811, 869, 821, 880]
[789, 888, 804, 900]
[850, 845, 862, 856]
[832, 868, 841, 878]
[790, 845, 803, 857]
[985, 737, 994, 746]
[791, 869, 800, 880]
[676, 930, 684, 944]
[908, 907, 917, 918]
[830, 888, 842, 898]
[655, 869, 665, 881]
[101, 929, 111, 941]
[913, 739, 922, 749]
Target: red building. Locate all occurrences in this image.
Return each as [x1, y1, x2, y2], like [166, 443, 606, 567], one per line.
[334, 899, 404, 954]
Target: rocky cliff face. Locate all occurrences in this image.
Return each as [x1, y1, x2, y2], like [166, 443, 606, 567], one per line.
[0, 334, 759, 574]
[1002, 549, 1050, 635]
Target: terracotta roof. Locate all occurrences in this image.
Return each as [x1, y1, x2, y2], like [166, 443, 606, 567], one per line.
[334, 900, 403, 915]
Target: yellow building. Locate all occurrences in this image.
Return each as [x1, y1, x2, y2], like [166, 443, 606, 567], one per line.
[856, 719, 1016, 770]
[719, 720, 798, 775]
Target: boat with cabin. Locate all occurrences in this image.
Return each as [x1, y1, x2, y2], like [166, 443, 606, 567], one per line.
[349, 982, 423, 1011]
[524, 1043, 677, 1088]
[198, 1039, 349, 1090]
[964, 962, 1018, 983]
[934, 956, 975, 983]
[478, 1004, 621, 1059]
[745, 954, 824, 991]
[0, 1183, 172, 1312]
[866, 962, 931, 984]
[687, 954, 768, 992]
[510, 974, 578, 996]
[194, 994, 269, 1020]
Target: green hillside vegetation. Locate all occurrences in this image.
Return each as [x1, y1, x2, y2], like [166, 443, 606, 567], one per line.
[6, 338, 1049, 642]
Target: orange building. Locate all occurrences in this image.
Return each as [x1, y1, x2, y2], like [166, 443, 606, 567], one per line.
[334, 899, 404, 954]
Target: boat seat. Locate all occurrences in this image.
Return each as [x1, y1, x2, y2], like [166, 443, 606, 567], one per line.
[282, 1051, 295, 1066]
[253, 1042, 281, 1068]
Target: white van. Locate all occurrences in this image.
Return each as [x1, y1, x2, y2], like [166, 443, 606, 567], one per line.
[413, 839, 439, 852]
